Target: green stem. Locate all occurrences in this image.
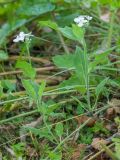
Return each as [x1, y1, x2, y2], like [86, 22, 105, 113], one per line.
[43, 115, 59, 144]
[0, 99, 74, 125]
[107, 11, 115, 48]
[0, 90, 76, 106]
[25, 40, 31, 64]
[0, 109, 38, 124]
[93, 96, 99, 110]
[101, 143, 118, 160]
[83, 40, 91, 112]
[88, 143, 115, 160]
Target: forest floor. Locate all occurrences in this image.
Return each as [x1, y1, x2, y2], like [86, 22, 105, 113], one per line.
[0, 0, 120, 160]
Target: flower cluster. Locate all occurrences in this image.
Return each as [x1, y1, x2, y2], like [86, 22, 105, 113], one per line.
[74, 15, 92, 27]
[13, 31, 33, 43]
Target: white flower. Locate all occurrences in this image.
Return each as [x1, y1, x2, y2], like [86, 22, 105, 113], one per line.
[13, 31, 33, 43]
[74, 15, 92, 27]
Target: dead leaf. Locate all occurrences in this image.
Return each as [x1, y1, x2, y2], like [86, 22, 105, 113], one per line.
[105, 124, 112, 131]
[71, 144, 86, 160]
[106, 108, 115, 119]
[109, 98, 120, 108]
[91, 138, 108, 150]
[114, 107, 120, 114]
[106, 98, 120, 119]
[75, 115, 96, 127]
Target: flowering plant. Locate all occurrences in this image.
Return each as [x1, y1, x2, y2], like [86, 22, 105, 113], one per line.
[13, 32, 33, 43]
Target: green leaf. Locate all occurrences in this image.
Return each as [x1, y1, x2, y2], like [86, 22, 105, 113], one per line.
[0, 50, 8, 60]
[38, 80, 46, 100]
[12, 143, 25, 157]
[90, 52, 110, 71]
[17, 3, 55, 16]
[22, 80, 37, 100]
[39, 20, 58, 30]
[74, 46, 88, 85]
[0, 82, 3, 97]
[112, 137, 120, 143]
[59, 74, 86, 93]
[59, 25, 85, 42]
[24, 126, 54, 142]
[1, 80, 16, 92]
[95, 78, 109, 97]
[108, 79, 120, 87]
[49, 152, 62, 160]
[16, 60, 36, 79]
[59, 26, 77, 41]
[0, 19, 27, 45]
[53, 47, 87, 93]
[55, 122, 63, 137]
[72, 24, 85, 43]
[77, 104, 84, 115]
[91, 122, 109, 134]
[94, 52, 110, 64]
[52, 54, 75, 69]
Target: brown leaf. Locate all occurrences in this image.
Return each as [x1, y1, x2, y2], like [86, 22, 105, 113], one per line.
[106, 98, 120, 119]
[114, 107, 120, 114]
[71, 144, 86, 160]
[91, 138, 108, 150]
[75, 115, 96, 127]
[109, 98, 120, 108]
[105, 124, 112, 131]
[106, 108, 115, 119]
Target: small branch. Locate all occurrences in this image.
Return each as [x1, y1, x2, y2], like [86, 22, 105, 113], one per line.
[86, 143, 115, 160]
[57, 31, 70, 54]
[0, 99, 74, 125]
[85, 133, 120, 160]
[0, 109, 38, 125]
[100, 143, 117, 160]
[10, 75, 65, 84]
[1, 86, 57, 99]
[0, 66, 56, 76]
[11, 78, 59, 86]
[7, 56, 51, 65]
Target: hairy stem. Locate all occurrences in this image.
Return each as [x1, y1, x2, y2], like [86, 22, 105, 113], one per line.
[107, 11, 115, 48]
[83, 40, 91, 112]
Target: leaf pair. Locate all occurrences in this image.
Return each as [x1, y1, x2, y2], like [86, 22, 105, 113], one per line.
[16, 60, 36, 79]
[53, 46, 88, 92]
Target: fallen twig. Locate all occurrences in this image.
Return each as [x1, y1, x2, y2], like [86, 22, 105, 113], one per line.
[8, 56, 51, 65]
[84, 133, 120, 160]
[0, 66, 56, 76]
[85, 143, 115, 160]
